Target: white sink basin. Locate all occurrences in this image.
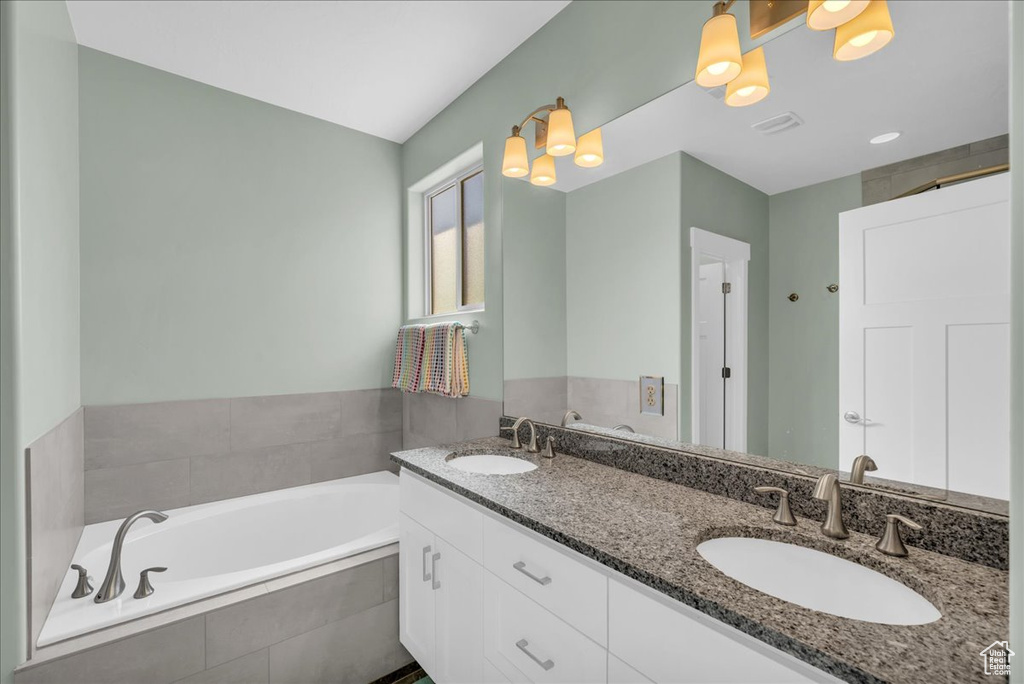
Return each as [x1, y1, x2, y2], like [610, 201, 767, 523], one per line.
[697, 537, 941, 625]
[447, 454, 538, 475]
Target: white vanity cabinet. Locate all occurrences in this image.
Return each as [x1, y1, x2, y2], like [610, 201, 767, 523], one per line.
[399, 470, 838, 684]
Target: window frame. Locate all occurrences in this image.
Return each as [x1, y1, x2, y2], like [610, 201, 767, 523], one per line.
[423, 164, 485, 316]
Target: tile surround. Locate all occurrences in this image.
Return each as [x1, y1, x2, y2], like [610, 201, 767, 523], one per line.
[25, 409, 85, 658]
[83, 388, 404, 523]
[401, 392, 501, 450]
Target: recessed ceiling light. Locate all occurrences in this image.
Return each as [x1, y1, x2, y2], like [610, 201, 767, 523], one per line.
[870, 131, 901, 144]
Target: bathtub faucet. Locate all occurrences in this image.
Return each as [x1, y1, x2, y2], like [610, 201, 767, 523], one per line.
[95, 509, 169, 603]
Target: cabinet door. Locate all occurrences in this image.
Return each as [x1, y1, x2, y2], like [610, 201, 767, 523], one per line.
[434, 537, 484, 683]
[399, 513, 437, 675]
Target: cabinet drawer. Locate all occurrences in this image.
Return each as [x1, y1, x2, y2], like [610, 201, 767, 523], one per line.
[484, 573, 606, 684]
[400, 470, 483, 562]
[483, 516, 607, 645]
[609, 579, 834, 683]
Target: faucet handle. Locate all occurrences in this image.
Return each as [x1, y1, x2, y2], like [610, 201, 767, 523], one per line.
[753, 486, 797, 526]
[542, 436, 556, 459]
[133, 567, 167, 599]
[70, 564, 94, 599]
[500, 426, 522, 449]
[875, 514, 922, 557]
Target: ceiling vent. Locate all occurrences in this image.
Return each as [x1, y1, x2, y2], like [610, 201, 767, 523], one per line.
[705, 85, 727, 101]
[751, 112, 804, 135]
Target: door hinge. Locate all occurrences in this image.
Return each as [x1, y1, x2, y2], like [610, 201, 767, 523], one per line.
[722, 282, 732, 294]
[722, 367, 732, 379]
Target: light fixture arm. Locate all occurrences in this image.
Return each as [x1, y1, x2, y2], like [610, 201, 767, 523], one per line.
[713, 0, 736, 16]
[513, 99, 564, 134]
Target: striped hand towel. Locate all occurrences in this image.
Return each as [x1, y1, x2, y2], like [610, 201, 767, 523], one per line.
[421, 322, 470, 398]
[391, 325, 425, 393]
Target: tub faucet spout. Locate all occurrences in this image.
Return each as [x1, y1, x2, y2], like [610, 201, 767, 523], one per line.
[95, 510, 168, 603]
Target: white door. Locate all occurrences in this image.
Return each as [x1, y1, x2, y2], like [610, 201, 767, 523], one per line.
[838, 175, 1010, 498]
[698, 260, 727, 448]
[434, 538, 484, 683]
[399, 513, 437, 674]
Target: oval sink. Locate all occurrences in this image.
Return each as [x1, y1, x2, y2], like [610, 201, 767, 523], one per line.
[447, 454, 537, 475]
[697, 537, 940, 625]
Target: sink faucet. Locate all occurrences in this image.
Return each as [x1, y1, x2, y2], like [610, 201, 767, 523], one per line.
[812, 474, 849, 539]
[95, 510, 168, 603]
[849, 454, 877, 484]
[504, 417, 539, 453]
[561, 410, 582, 427]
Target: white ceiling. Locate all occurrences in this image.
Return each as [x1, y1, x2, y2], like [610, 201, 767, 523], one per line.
[544, 0, 1009, 195]
[66, 0, 571, 143]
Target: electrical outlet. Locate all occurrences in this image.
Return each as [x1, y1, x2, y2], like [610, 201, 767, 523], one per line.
[639, 376, 664, 416]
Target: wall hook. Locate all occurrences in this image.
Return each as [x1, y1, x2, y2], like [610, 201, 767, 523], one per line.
[788, 293, 799, 302]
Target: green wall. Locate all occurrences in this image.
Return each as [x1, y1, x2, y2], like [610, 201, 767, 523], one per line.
[79, 49, 403, 405]
[1010, 2, 1022, 680]
[502, 179, 566, 381]
[768, 175, 861, 468]
[565, 154, 682, 386]
[1, 1, 80, 680]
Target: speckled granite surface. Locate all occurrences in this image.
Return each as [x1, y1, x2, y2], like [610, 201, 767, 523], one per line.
[500, 418, 1009, 569]
[564, 421, 1009, 516]
[391, 438, 1009, 684]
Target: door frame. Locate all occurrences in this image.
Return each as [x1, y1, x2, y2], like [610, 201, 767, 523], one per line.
[689, 227, 750, 452]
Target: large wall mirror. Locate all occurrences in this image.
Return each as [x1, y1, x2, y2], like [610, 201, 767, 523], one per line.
[501, 0, 1010, 513]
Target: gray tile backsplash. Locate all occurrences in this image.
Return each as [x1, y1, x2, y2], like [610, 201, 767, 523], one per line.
[402, 392, 501, 449]
[83, 388, 405, 523]
[25, 409, 85, 657]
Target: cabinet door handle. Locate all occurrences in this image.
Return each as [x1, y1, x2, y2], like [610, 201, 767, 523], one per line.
[513, 561, 552, 586]
[515, 639, 554, 671]
[431, 552, 441, 590]
[422, 545, 432, 582]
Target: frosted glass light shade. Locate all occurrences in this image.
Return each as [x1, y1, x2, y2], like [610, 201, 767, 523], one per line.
[574, 128, 604, 168]
[502, 134, 529, 177]
[726, 48, 770, 107]
[546, 107, 576, 156]
[807, 0, 869, 31]
[834, 1, 894, 61]
[530, 154, 557, 186]
[695, 12, 742, 87]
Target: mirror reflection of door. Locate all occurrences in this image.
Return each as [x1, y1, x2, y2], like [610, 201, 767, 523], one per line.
[690, 228, 749, 452]
[698, 258, 727, 448]
[839, 175, 1010, 499]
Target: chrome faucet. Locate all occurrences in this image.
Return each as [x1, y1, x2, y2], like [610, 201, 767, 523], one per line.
[561, 410, 582, 427]
[504, 417, 539, 453]
[849, 454, 877, 484]
[812, 474, 849, 539]
[95, 510, 168, 603]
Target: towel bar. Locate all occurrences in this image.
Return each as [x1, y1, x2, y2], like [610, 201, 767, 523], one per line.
[466, 320, 480, 334]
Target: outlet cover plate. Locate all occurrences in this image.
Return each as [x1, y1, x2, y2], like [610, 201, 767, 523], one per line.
[639, 376, 664, 416]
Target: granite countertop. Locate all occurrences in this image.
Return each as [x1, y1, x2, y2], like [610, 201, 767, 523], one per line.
[391, 437, 1009, 684]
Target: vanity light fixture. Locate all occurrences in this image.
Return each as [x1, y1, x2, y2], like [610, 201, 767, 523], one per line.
[695, 1, 743, 87]
[502, 96, 603, 186]
[574, 128, 604, 167]
[806, 0, 870, 31]
[725, 47, 770, 107]
[869, 131, 901, 144]
[834, 0, 894, 61]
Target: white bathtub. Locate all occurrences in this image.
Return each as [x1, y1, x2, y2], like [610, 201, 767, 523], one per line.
[38, 471, 399, 647]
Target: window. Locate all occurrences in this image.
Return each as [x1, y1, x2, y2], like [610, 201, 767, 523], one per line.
[425, 166, 484, 315]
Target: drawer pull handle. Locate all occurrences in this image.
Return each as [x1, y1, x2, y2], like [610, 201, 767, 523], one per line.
[516, 639, 554, 671]
[431, 552, 441, 590]
[513, 561, 552, 586]
[422, 546, 432, 583]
